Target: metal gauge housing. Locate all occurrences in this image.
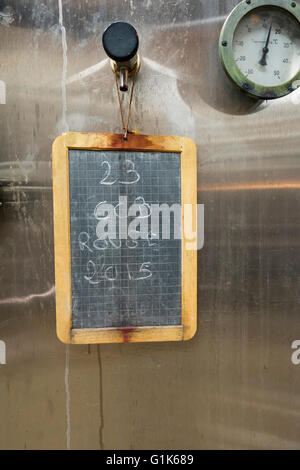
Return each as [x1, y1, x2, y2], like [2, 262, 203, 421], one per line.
[219, 0, 300, 99]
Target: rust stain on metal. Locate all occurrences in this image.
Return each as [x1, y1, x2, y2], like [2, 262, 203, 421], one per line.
[68, 132, 179, 153]
[118, 327, 136, 343]
[86, 133, 170, 151]
[107, 133, 154, 150]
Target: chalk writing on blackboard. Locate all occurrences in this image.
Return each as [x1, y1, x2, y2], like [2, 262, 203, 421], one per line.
[69, 150, 182, 329]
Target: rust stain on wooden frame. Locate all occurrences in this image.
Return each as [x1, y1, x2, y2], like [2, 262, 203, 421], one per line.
[52, 132, 197, 344]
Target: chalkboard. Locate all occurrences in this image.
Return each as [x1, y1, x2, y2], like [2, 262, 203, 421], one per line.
[69, 149, 182, 329]
[53, 133, 197, 344]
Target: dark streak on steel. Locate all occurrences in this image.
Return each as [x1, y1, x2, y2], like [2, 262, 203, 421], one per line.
[97, 345, 104, 450]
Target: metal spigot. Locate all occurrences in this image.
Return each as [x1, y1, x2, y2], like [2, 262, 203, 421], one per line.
[102, 21, 140, 92]
[120, 67, 129, 92]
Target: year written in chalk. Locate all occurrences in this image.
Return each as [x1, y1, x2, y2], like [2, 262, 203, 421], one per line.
[84, 259, 152, 284]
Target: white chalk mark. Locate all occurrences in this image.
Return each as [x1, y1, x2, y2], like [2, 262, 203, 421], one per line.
[159, 15, 227, 31]
[109, 239, 122, 249]
[105, 265, 118, 281]
[147, 232, 158, 247]
[94, 238, 122, 250]
[65, 345, 71, 450]
[58, 0, 69, 132]
[137, 262, 152, 280]
[119, 160, 140, 185]
[134, 196, 152, 219]
[94, 201, 109, 220]
[126, 264, 132, 281]
[0, 285, 55, 305]
[100, 159, 140, 186]
[126, 239, 138, 249]
[84, 260, 102, 284]
[0, 81, 6, 104]
[79, 232, 93, 253]
[100, 161, 117, 186]
[127, 262, 152, 281]
[66, 58, 109, 85]
[93, 238, 108, 251]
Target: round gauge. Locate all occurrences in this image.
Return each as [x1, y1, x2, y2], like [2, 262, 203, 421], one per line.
[219, 0, 300, 99]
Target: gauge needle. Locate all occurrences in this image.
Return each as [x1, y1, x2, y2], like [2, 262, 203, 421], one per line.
[259, 24, 272, 66]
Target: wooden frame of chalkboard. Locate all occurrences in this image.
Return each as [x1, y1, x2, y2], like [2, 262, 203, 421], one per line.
[52, 132, 197, 344]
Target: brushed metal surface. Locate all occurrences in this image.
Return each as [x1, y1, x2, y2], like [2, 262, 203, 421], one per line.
[1, 0, 300, 449]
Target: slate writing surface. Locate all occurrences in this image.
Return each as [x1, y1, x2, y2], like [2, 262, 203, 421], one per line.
[69, 149, 182, 329]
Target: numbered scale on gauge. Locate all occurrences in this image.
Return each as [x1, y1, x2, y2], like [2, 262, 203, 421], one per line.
[219, 1, 300, 99]
[234, 7, 300, 85]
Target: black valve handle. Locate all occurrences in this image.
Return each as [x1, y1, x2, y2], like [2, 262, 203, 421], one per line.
[102, 21, 139, 63]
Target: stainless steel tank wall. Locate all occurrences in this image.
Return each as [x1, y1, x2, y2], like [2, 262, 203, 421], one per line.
[0, 0, 300, 449]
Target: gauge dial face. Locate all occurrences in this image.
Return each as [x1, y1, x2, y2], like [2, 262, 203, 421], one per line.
[233, 6, 300, 87]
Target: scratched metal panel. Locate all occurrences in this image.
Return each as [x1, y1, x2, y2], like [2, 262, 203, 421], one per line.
[0, 0, 300, 450]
